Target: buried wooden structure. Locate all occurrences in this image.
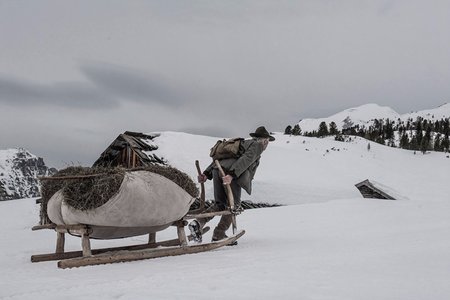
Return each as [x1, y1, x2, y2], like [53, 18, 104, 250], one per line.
[31, 160, 245, 268]
[92, 131, 166, 169]
[355, 179, 396, 200]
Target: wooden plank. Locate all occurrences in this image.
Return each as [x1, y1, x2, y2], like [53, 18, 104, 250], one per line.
[55, 224, 91, 234]
[185, 210, 231, 220]
[57, 230, 245, 269]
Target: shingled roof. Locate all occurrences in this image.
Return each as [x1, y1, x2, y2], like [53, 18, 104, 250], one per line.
[93, 131, 166, 168]
[355, 179, 396, 200]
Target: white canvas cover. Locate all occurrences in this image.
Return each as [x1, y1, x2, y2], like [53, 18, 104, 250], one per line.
[46, 171, 196, 238]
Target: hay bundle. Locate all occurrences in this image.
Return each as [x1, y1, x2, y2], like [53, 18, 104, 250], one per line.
[40, 165, 198, 224]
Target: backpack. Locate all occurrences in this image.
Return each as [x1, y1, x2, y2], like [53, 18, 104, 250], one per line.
[209, 138, 244, 160]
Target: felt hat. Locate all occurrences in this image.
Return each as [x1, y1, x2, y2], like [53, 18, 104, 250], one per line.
[249, 126, 275, 141]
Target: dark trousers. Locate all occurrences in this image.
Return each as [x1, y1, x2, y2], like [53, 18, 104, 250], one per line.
[197, 168, 241, 239]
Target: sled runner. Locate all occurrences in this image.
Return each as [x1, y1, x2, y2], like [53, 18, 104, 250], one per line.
[31, 161, 244, 268]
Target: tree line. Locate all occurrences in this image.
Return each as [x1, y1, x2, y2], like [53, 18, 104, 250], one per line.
[285, 116, 450, 153]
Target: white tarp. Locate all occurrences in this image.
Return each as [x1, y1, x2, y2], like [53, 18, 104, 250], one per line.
[47, 171, 195, 238]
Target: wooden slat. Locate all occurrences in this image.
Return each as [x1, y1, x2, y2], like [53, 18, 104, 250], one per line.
[39, 174, 105, 181]
[32, 223, 56, 231]
[184, 210, 232, 220]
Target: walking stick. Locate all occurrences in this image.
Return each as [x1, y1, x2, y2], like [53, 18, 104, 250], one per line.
[214, 160, 237, 234]
[195, 160, 205, 211]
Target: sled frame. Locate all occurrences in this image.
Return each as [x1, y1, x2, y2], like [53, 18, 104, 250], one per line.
[31, 208, 244, 269]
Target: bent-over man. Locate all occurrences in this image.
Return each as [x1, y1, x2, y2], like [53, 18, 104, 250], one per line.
[189, 126, 275, 242]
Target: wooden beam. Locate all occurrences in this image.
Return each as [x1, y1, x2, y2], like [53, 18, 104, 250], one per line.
[32, 223, 56, 231]
[185, 210, 232, 220]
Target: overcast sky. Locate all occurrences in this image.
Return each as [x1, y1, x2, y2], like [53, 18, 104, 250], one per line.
[1, 0, 449, 168]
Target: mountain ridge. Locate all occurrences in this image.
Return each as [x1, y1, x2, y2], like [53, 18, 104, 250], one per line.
[0, 148, 56, 201]
[298, 102, 450, 132]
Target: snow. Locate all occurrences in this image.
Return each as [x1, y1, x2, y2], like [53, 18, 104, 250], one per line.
[1, 132, 450, 299]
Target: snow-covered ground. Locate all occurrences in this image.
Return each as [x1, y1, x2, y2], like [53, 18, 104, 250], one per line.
[1, 132, 450, 299]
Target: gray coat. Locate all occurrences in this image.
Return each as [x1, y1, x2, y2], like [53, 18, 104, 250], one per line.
[204, 139, 263, 195]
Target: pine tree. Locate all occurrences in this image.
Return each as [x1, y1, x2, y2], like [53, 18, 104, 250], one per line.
[284, 125, 292, 135]
[420, 137, 429, 154]
[434, 134, 442, 151]
[410, 136, 419, 150]
[442, 134, 450, 152]
[291, 124, 302, 136]
[318, 122, 329, 137]
[329, 122, 338, 135]
[400, 133, 410, 149]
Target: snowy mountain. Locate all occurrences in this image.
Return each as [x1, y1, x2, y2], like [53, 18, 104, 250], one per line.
[0, 148, 56, 201]
[2, 131, 450, 299]
[298, 103, 450, 132]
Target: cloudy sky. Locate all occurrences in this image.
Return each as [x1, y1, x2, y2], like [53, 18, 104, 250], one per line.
[1, 0, 449, 168]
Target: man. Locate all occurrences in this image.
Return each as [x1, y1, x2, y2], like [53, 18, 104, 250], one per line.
[189, 126, 275, 243]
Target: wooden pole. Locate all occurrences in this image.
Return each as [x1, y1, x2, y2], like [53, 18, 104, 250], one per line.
[39, 174, 105, 181]
[195, 160, 205, 210]
[214, 160, 237, 234]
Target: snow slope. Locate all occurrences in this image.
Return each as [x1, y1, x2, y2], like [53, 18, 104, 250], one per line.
[1, 132, 450, 300]
[298, 103, 450, 132]
[152, 131, 449, 204]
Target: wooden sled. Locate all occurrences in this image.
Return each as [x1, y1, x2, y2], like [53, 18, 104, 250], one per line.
[31, 161, 245, 269]
[31, 208, 244, 269]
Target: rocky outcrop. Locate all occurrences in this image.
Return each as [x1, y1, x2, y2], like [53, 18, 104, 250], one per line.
[0, 148, 57, 201]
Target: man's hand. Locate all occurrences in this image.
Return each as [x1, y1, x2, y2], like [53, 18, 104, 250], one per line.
[198, 174, 207, 183]
[222, 175, 233, 185]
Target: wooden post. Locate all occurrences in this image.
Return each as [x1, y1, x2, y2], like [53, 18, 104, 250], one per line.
[177, 225, 188, 247]
[81, 232, 92, 257]
[56, 232, 65, 254]
[148, 233, 156, 244]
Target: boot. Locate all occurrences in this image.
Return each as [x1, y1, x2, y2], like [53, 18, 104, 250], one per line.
[188, 220, 202, 243]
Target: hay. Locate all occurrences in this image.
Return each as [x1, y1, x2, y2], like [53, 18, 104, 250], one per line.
[40, 165, 198, 219]
[131, 165, 199, 199]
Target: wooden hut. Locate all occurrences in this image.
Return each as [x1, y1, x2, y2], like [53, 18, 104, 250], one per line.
[355, 179, 396, 200]
[93, 131, 166, 168]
